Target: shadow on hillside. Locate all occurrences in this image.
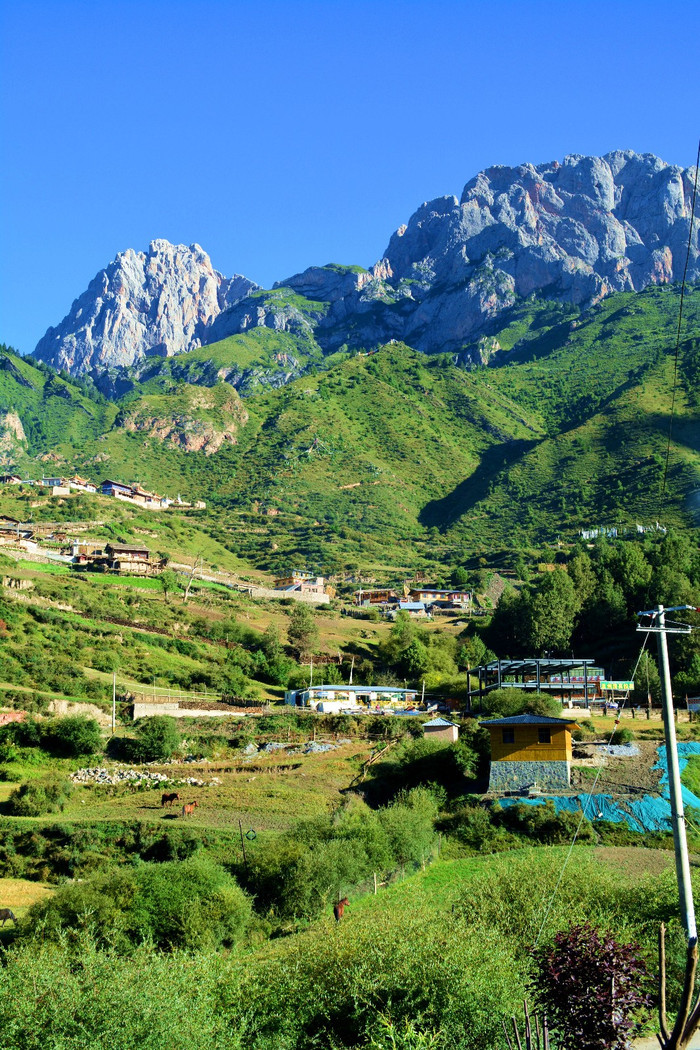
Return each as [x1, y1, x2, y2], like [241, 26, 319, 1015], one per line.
[419, 439, 538, 529]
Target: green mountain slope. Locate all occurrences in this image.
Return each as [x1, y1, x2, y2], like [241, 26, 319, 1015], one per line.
[0, 284, 698, 575]
[0, 348, 117, 469]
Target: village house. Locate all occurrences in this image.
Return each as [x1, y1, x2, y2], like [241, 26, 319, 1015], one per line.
[0, 516, 22, 540]
[100, 478, 200, 510]
[385, 600, 431, 620]
[479, 713, 579, 792]
[104, 542, 164, 575]
[72, 541, 165, 576]
[274, 571, 332, 598]
[101, 479, 134, 499]
[285, 684, 420, 713]
[66, 475, 96, 493]
[72, 542, 105, 565]
[470, 657, 608, 710]
[129, 484, 163, 508]
[41, 476, 71, 495]
[408, 587, 473, 609]
[353, 588, 398, 606]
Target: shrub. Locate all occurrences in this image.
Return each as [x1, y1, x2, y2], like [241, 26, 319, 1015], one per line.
[130, 716, 180, 763]
[610, 727, 634, 745]
[494, 800, 594, 846]
[479, 688, 561, 719]
[7, 778, 73, 816]
[42, 715, 103, 757]
[23, 855, 252, 952]
[531, 922, 652, 1050]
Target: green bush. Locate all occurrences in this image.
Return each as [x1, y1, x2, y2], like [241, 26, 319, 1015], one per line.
[23, 855, 251, 952]
[42, 715, 103, 757]
[572, 719, 596, 741]
[479, 688, 562, 719]
[6, 777, 73, 816]
[493, 800, 594, 846]
[610, 727, 634, 745]
[130, 716, 180, 763]
[245, 790, 437, 921]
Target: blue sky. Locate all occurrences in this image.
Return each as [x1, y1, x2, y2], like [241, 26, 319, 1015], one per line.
[1, 0, 699, 355]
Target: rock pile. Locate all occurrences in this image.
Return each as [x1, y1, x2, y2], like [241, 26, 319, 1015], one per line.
[71, 767, 169, 786]
[71, 767, 223, 787]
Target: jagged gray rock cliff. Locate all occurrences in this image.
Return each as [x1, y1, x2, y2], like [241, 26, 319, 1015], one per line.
[35, 151, 699, 374]
[34, 240, 258, 373]
[208, 151, 699, 357]
[375, 150, 699, 353]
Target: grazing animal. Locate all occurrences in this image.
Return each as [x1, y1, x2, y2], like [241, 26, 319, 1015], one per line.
[333, 897, 349, 922]
[161, 792, 180, 808]
[0, 909, 17, 926]
[181, 801, 199, 817]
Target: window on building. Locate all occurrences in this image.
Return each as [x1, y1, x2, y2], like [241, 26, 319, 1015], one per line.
[538, 728, 551, 744]
[502, 728, 515, 744]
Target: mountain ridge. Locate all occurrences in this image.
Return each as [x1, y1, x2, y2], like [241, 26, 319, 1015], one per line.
[31, 150, 699, 379]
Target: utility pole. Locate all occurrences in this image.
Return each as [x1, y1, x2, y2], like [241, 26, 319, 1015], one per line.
[112, 671, 116, 734]
[650, 606, 696, 942]
[349, 655, 355, 685]
[638, 604, 700, 1050]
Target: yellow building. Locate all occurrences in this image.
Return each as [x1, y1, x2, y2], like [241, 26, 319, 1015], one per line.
[480, 713, 579, 792]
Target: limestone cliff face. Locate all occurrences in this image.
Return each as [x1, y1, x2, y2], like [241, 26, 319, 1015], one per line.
[34, 152, 699, 374]
[34, 240, 258, 374]
[378, 150, 699, 353]
[209, 152, 699, 357]
[0, 410, 27, 464]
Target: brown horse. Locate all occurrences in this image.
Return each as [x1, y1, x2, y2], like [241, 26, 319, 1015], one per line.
[333, 897, 349, 922]
[0, 909, 17, 926]
[161, 792, 180, 807]
[181, 801, 199, 817]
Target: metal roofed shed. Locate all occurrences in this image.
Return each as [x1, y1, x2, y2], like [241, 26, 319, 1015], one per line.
[470, 657, 606, 711]
[479, 713, 579, 793]
[422, 716, 459, 742]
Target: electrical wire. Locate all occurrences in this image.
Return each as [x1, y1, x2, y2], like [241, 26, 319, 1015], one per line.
[532, 633, 652, 947]
[662, 138, 700, 497]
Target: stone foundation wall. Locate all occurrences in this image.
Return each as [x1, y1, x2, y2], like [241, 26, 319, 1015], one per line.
[489, 759, 570, 792]
[132, 702, 237, 719]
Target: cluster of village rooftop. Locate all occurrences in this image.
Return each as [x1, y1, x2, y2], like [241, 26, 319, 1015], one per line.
[272, 576, 476, 612]
[0, 474, 205, 511]
[352, 584, 473, 617]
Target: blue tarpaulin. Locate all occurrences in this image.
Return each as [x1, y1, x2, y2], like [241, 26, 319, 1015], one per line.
[499, 742, 700, 832]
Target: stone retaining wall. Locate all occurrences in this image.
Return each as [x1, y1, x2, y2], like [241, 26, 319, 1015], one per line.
[132, 702, 243, 719]
[488, 759, 571, 792]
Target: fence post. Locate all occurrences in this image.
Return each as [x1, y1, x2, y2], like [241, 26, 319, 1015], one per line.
[373, 872, 377, 895]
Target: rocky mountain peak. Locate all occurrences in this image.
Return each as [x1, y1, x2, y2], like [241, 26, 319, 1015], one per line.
[33, 151, 699, 376]
[376, 150, 699, 354]
[34, 240, 259, 374]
